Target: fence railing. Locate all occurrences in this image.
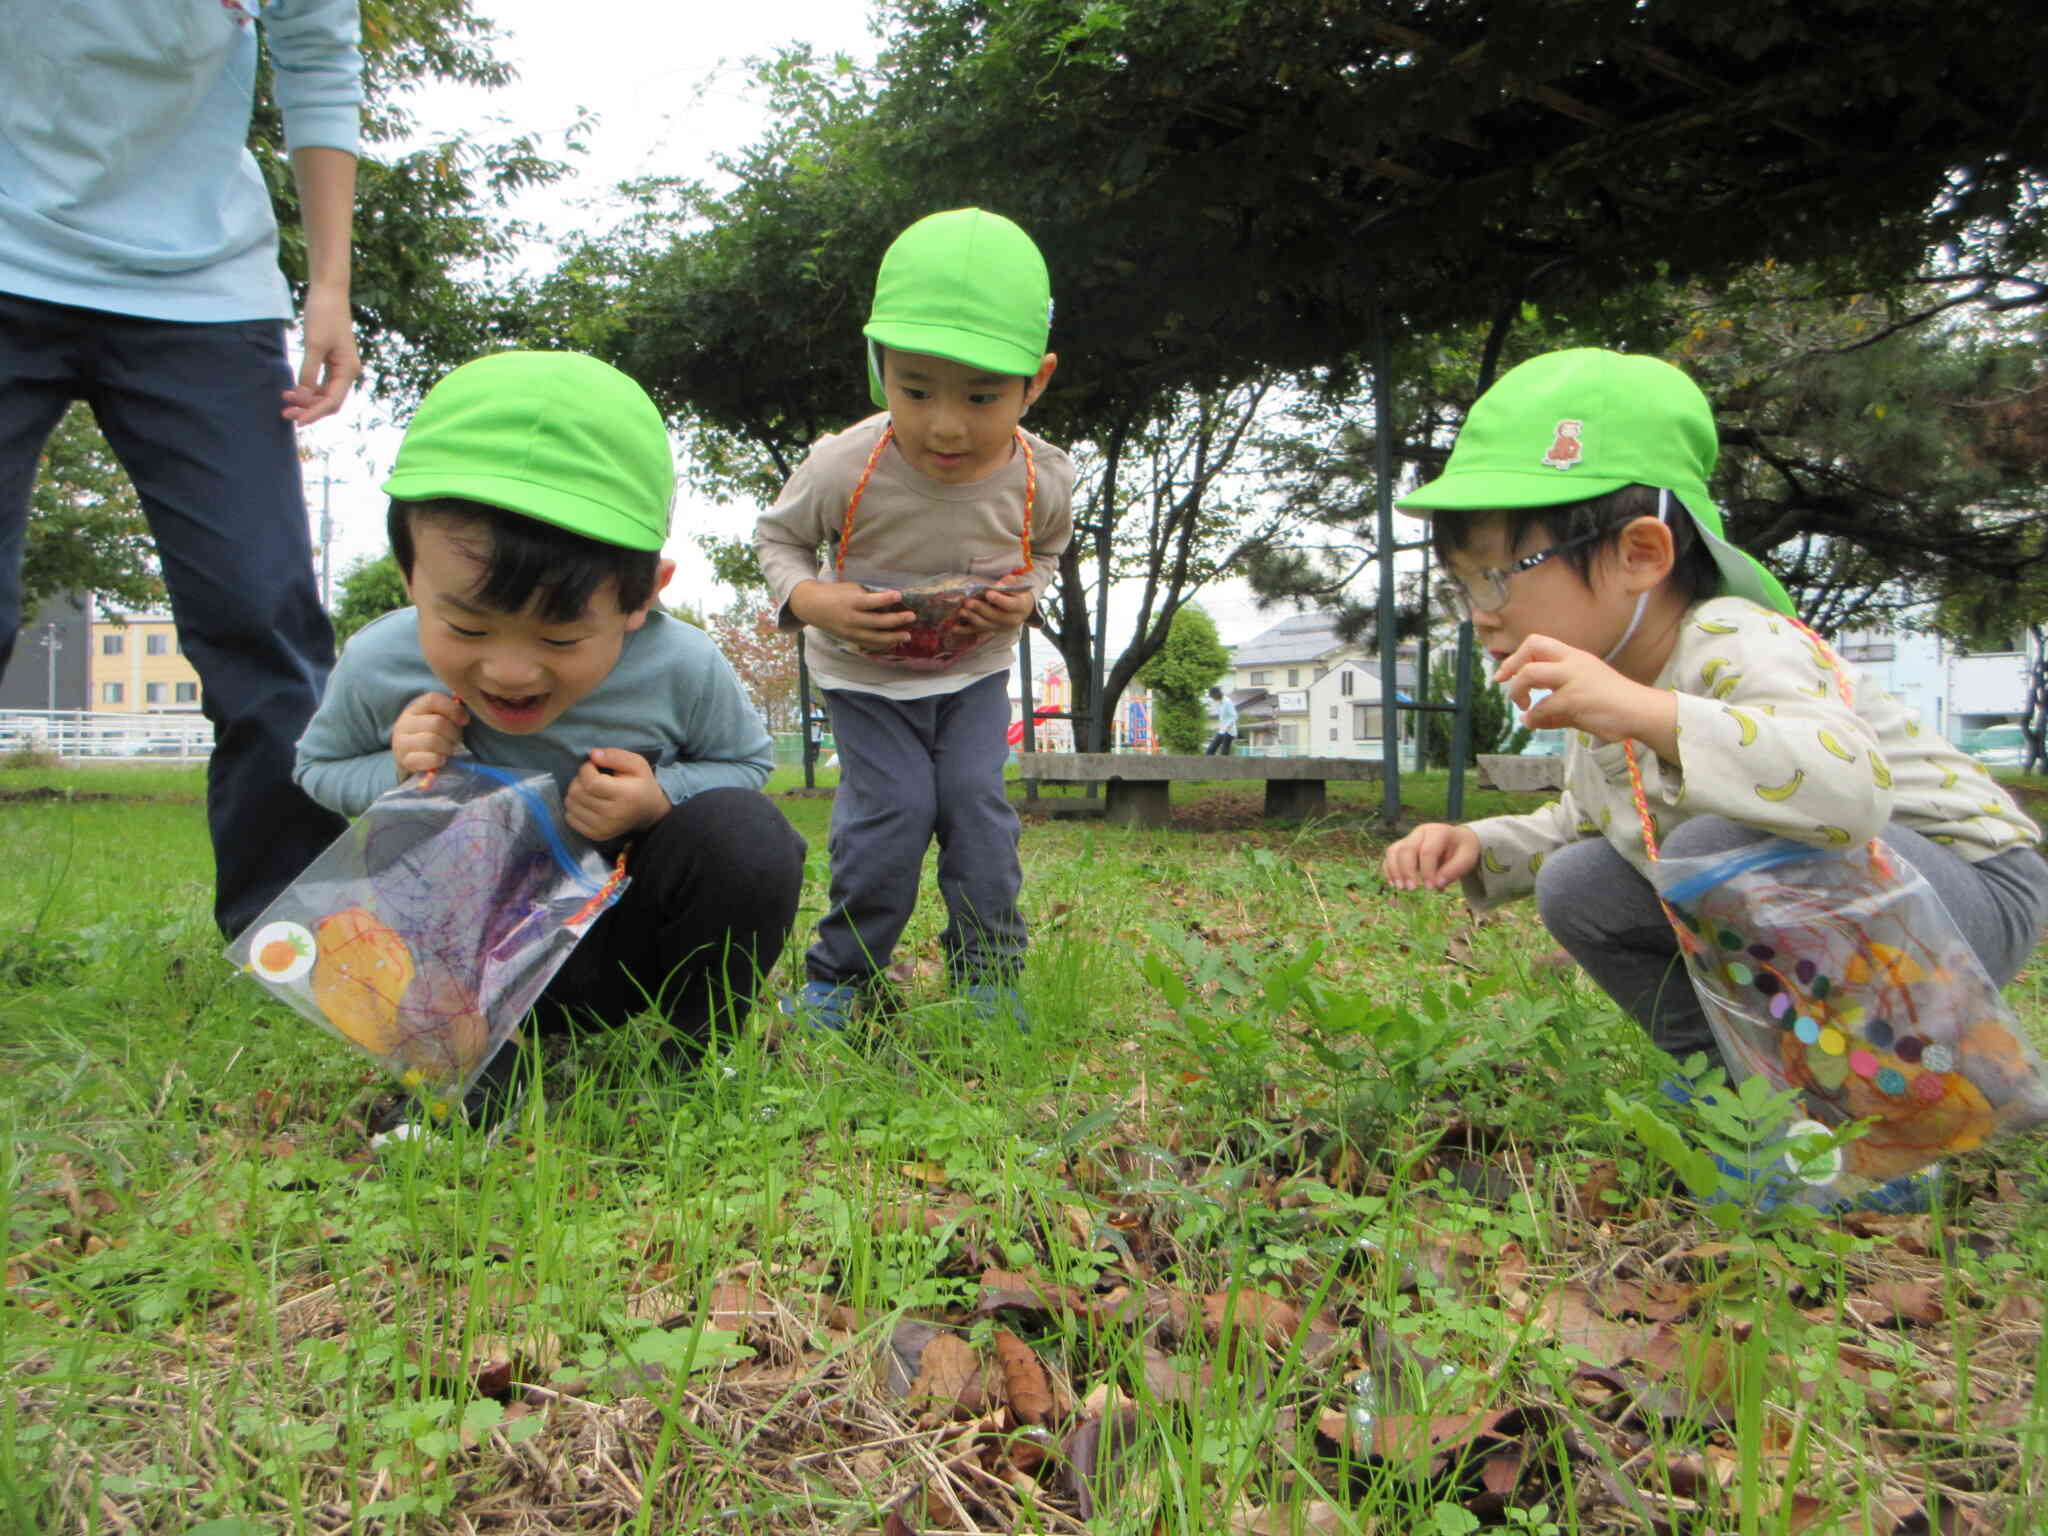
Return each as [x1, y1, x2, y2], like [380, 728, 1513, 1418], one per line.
[0, 709, 213, 762]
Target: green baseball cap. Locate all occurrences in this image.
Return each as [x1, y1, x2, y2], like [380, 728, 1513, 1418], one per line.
[1397, 348, 1795, 616]
[383, 351, 674, 552]
[863, 208, 1053, 407]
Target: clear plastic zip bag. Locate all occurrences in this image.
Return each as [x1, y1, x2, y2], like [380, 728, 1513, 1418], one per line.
[839, 566, 1031, 672]
[1655, 834, 2048, 1201]
[226, 761, 627, 1115]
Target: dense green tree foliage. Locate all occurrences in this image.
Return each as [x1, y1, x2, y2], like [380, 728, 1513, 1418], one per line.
[1137, 605, 1230, 753]
[19, 408, 164, 628]
[330, 554, 411, 645]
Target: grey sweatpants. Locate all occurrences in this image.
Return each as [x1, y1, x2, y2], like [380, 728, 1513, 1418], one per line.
[809, 671, 1025, 988]
[1535, 816, 2048, 1070]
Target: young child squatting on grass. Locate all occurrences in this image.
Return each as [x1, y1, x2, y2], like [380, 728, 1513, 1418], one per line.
[1381, 350, 2048, 1190]
[295, 351, 806, 1131]
[755, 209, 1076, 1030]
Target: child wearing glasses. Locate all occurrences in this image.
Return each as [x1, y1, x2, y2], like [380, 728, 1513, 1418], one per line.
[1381, 349, 2048, 1109]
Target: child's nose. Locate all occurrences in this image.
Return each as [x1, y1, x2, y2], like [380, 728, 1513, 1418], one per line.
[929, 400, 969, 441]
[483, 654, 545, 688]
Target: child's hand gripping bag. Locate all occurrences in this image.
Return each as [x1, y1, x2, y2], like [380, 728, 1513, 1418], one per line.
[839, 566, 1032, 672]
[1654, 834, 2048, 1203]
[226, 761, 628, 1115]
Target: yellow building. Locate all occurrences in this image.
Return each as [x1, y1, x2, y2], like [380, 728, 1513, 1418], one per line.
[88, 607, 203, 713]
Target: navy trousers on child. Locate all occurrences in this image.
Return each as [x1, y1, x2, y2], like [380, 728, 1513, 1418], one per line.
[538, 786, 807, 1040]
[809, 671, 1024, 989]
[1536, 814, 2048, 1070]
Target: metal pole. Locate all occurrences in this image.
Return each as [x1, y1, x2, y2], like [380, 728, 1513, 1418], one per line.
[1447, 621, 1475, 821]
[1092, 524, 1109, 755]
[1373, 306, 1401, 825]
[1416, 544, 1432, 771]
[797, 631, 817, 790]
[1018, 625, 1038, 802]
[42, 623, 61, 710]
[320, 457, 334, 609]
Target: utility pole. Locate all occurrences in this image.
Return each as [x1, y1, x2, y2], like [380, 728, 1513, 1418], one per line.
[39, 622, 61, 710]
[318, 448, 335, 608]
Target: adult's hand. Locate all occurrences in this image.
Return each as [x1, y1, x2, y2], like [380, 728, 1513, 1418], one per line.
[282, 284, 360, 424]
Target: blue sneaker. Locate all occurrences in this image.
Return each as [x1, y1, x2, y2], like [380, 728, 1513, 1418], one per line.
[779, 979, 863, 1033]
[962, 981, 1028, 1031]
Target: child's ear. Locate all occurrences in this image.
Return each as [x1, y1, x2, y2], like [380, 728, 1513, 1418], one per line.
[1618, 514, 1677, 592]
[624, 558, 677, 632]
[1021, 352, 1058, 412]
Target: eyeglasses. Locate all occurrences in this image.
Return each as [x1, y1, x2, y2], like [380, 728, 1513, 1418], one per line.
[1434, 527, 1608, 620]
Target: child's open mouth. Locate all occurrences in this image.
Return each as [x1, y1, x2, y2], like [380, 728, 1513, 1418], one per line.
[478, 689, 548, 727]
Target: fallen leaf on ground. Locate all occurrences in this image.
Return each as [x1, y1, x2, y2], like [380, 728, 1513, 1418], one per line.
[903, 1331, 989, 1422]
[992, 1329, 1053, 1426]
[1202, 1288, 1301, 1347]
[1845, 1279, 1945, 1327]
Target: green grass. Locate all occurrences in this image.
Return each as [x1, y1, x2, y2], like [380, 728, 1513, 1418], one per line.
[4, 762, 2046, 1534]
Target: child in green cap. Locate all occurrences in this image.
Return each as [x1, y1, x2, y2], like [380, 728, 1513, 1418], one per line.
[756, 208, 1076, 1029]
[1381, 348, 2048, 1208]
[296, 350, 807, 1135]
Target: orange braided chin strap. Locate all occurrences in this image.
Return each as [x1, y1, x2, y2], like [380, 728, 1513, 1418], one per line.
[832, 424, 1036, 581]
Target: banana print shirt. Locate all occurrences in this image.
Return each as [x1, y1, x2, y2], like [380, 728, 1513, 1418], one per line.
[1462, 595, 2042, 909]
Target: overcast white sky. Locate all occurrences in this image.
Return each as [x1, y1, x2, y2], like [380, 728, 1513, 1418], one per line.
[300, 0, 1304, 648]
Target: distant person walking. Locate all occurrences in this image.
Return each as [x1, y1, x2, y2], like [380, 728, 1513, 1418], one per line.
[1205, 686, 1238, 755]
[0, 1, 363, 937]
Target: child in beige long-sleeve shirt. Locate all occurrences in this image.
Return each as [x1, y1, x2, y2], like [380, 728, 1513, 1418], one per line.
[755, 209, 1075, 1031]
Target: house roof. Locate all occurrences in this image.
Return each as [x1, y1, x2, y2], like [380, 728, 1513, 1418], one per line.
[1231, 611, 1352, 667]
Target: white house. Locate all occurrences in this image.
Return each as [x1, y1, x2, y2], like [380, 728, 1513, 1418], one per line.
[1225, 610, 1418, 754]
[1297, 657, 1417, 759]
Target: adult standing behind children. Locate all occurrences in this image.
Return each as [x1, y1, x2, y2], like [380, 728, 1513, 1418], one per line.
[296, 351, 806, 1136]
[757, 208, 1076, 1031]
[0, 0, 362, 938]
[1380, 348, 2048, 1210]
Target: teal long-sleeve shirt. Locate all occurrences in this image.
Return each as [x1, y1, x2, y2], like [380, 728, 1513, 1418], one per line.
[295, 609, 777, 818]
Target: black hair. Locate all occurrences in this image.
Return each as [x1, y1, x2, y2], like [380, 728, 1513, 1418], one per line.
[387, 497, 660, 621]
[1428, 484, 1721, 607]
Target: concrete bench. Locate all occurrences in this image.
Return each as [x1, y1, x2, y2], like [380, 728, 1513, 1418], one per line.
[1015, 753, 1383, 827]
[1476, 753, 1565, 792]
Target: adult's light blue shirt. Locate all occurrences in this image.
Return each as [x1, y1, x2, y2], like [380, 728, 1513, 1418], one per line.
[0, 0, 362, 322]
[295, 610, 780, 819]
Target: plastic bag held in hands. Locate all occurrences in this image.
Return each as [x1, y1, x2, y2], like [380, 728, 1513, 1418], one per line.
[227, 762, 627, 1115]
[844, 567, 1031, 671]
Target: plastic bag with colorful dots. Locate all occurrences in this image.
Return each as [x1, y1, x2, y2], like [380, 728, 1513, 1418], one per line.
[1653, 833, 2048, 1202]
[225, 761, 627, 1117]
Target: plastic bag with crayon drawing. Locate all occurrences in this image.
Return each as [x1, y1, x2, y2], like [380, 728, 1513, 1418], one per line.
[226, 761, 627, 1119]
